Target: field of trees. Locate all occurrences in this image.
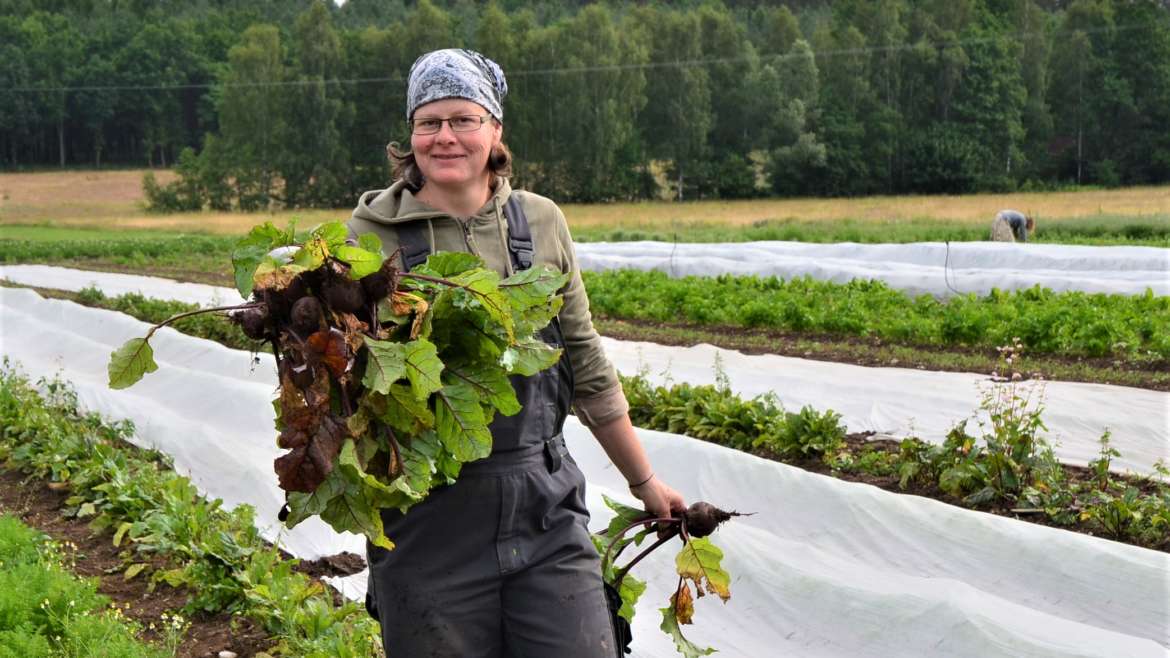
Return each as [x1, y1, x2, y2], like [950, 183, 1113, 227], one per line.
[3, 0, 1170, 207]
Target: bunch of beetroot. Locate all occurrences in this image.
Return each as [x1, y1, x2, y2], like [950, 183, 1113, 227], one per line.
[108, 220, 570, 549]
[594, 496, 745, 657]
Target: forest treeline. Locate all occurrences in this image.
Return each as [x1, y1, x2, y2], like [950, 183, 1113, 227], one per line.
[2, 0, 1169, 207]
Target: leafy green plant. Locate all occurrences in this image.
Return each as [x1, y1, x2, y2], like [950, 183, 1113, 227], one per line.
[1, 369, 384, 655]
[621, 374, 846, 462]
[584, 270, 1170, 359]
[776, 405, 846, 459]
[0, 515, 169, 658]
[593, 496, 741, 658]
[106, 221, 570, 549]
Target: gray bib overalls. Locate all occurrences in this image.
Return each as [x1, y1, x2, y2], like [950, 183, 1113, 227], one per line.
[365, 198, 618, 658]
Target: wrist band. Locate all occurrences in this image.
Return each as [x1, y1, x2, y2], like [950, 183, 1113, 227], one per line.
[628, 472, 654, 489]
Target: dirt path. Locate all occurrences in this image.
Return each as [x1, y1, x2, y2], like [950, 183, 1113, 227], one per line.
[0, 466, 273, 657]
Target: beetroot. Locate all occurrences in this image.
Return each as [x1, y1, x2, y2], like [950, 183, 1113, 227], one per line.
[321, 274, 365, 313]
[236, 306, 269, 340]
[682, 501, 734, 538]
[291, 296, 324, 335]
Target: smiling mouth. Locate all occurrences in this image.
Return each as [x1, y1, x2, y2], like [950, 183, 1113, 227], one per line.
[433, 154, 464, 160]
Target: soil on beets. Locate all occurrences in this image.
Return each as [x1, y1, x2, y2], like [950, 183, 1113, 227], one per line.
[0, 465, 363, 657]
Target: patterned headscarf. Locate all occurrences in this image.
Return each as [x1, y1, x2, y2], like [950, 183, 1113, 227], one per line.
[406, 49, 508, 121]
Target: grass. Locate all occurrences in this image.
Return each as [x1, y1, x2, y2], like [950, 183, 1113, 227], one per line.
[570, 214, 1170, 245]
[2, 169, 1168, 245]
[0, 515, 170, 658]
[0, 225, 210, 242]
[561, 186, 1170, 227]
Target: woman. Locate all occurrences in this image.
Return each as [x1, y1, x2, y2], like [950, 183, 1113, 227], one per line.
[348, 48, 685, 657]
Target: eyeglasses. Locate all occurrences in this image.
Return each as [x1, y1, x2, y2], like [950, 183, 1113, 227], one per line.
[410, 114, 490, 135]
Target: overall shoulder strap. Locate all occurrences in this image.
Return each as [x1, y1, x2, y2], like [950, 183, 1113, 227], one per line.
[504, 194, 534, 271]
[396, 221, 431, 272]
[397, 194, 532, 273]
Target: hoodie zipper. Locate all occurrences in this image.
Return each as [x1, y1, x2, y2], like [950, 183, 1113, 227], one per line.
[457, 217, 479, 255]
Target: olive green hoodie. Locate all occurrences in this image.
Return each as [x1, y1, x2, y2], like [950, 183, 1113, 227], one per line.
[348, 178, 628, 429]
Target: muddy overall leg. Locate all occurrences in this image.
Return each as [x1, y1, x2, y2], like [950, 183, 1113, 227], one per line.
[498, 436, 618, 658]
[367, 475, 506, 658]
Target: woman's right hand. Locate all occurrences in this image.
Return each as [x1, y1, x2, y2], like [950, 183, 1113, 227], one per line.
[630, 475, 686, 535]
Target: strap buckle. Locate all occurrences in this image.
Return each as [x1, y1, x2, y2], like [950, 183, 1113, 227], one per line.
[542, 432, 565, 473]
[508, 237, 534, 270]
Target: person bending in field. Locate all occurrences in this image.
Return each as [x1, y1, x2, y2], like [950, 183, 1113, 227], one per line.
[347, 49, 686, 657]
[990, 209, 1034, 242]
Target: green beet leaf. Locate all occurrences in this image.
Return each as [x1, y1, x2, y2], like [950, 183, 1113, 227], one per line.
[602, 494, 653, 539]
[231, 221, 294, 297]
[108, 338, 159, 389]
[363, 385, 434, 437]
[417, 252, 485, 277]
[513, 296, 564, 336]
[399, 429, 442, 500]
[501, 266, 571, 312]
[387, 383, 435, 431]
[501, 337, 563, 376]
[451, 269, 513, 341]
[312, 221, 350, 253]
[435, 447, 463, 485]
[403, 338, 444, 400]
[358, 233, 383, 255]
[321, 486, 395, 550]
[334, 439, 422, 512]
[313, 440, 398, 549]
[618, 575, 647, 622]
[284, 465, 348, 528]
[362, 339, 408, 394]
[336, 244, 384, 279]
[659, 604, 716, 658]
[292, 238, 327, 271]
[443, 358, 521, 417]
[434, 379, 493, 462]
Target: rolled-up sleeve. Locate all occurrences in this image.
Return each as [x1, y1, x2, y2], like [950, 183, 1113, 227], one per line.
[549, 205, 629, 428]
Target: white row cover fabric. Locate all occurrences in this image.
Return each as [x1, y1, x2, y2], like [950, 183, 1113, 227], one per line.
[0, 264, 248, 307]
[2, 264, 1164, 476]
[0, 286, 1166, 657]
[572, 241, 1170, 297]
[0, 286, 362, 561]
[603, 339, 1170, 479]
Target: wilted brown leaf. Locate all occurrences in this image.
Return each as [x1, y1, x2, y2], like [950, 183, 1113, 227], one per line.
[334, 312, 370, 353]
[673, 583, 696, 625]
[274, 412, 349, 492]
[307, 328, 350, 379]
[254, 266, 300, 292]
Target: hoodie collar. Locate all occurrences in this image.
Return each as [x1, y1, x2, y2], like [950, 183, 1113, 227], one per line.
[356, 178, 513, 226]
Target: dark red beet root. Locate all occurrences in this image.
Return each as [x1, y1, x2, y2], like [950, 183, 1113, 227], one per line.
[322, 275, 365, 313]
[281, 276, 307, 306]
[291, 296, 323, 335]
[361, 265, 394, 302]
[683, 501, 734, 538]
[236, 306, 269, 340]
[291, 364, 315, 390]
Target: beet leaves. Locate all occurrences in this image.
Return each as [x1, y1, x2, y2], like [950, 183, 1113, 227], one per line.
[107, 220, 570, 550]
[593, 496, 743, 657]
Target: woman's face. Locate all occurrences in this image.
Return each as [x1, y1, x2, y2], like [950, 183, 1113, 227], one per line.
[410, 98, 502, 189]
